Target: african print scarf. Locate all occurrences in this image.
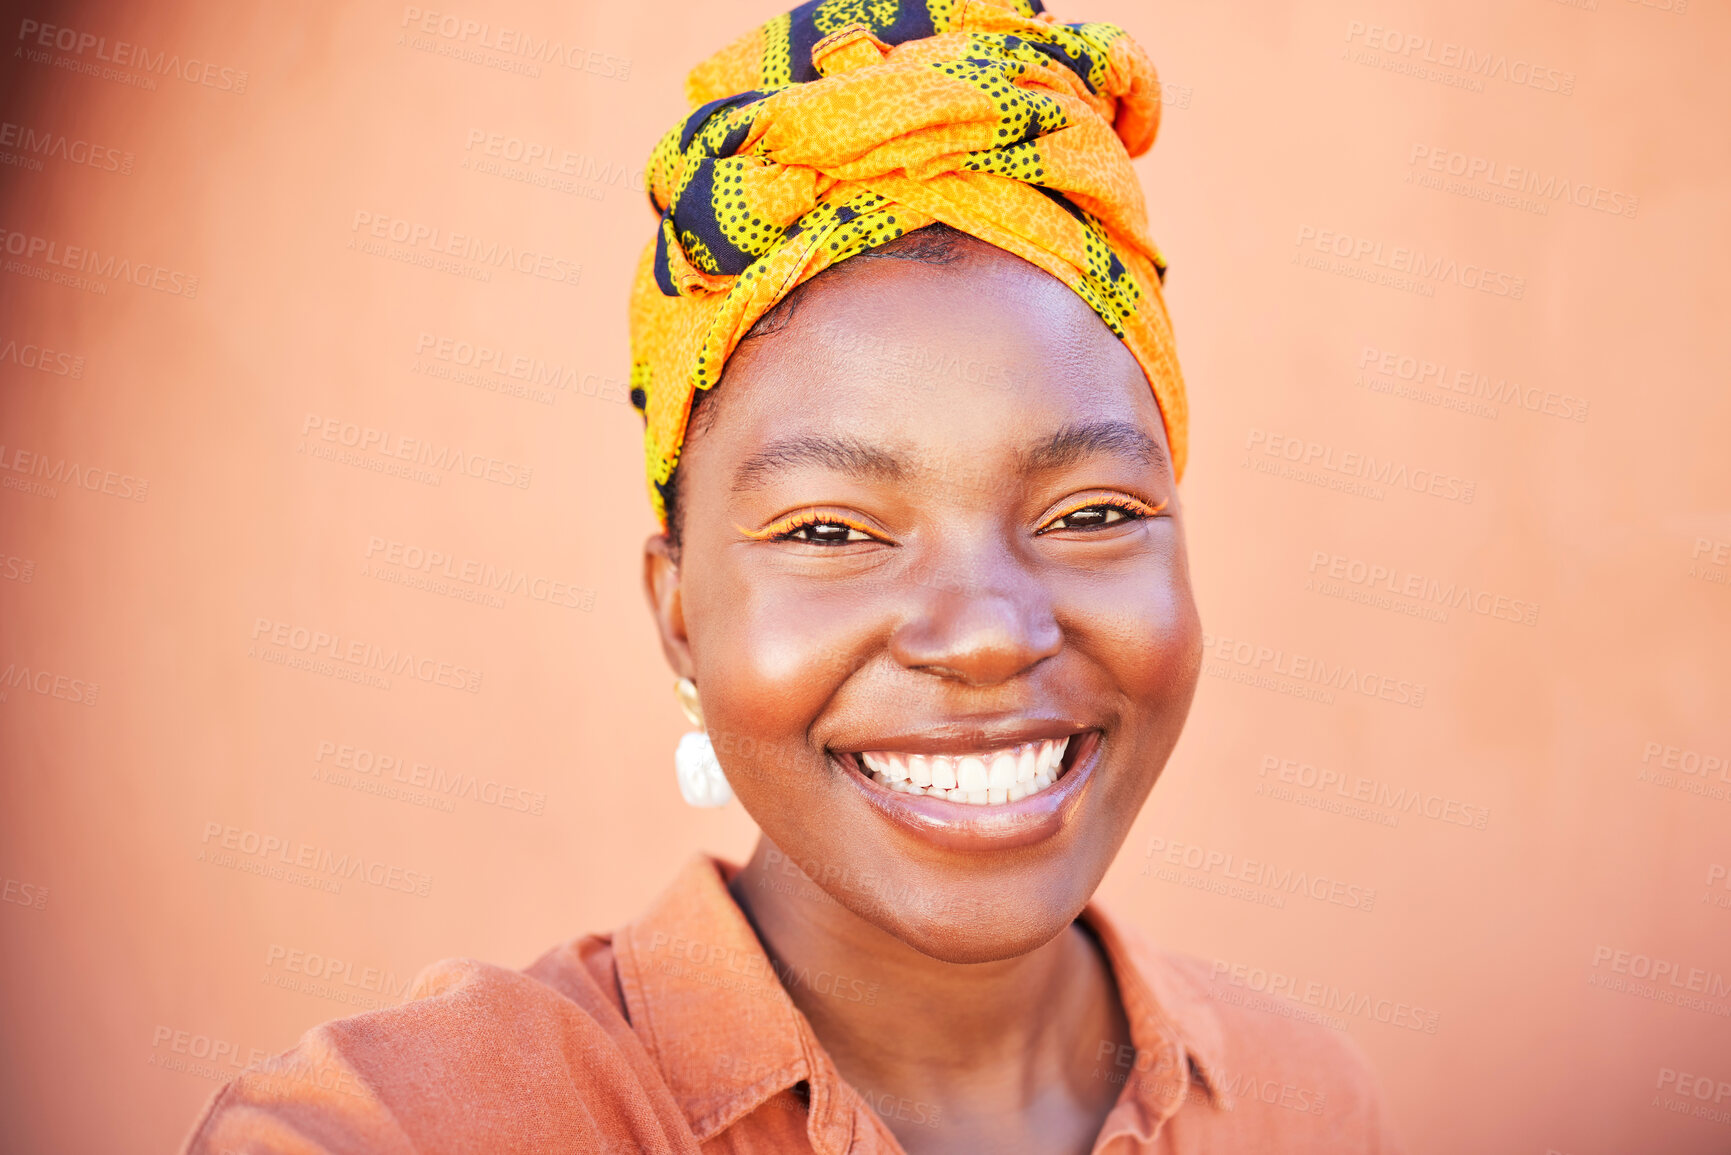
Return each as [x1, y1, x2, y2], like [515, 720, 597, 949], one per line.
[629, 0, 1187, 525]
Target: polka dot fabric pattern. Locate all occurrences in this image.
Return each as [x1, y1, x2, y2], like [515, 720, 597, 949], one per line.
[629, 0, 1187, 525]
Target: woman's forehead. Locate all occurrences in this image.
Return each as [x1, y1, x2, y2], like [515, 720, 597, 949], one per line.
[760, 238, 1097, 346]
[707, 250, 1162, 453]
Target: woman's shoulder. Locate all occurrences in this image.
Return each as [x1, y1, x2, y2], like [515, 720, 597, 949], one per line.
[180, 934, 692, 1155]
[1094, 913, 1406, 1153]
[1160, 951, 1406, 1152]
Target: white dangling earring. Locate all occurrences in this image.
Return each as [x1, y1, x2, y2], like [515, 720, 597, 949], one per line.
[673, 677, 732, 807]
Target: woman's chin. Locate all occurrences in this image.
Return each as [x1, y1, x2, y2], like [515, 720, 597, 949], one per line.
[835, 885, 1083, 966]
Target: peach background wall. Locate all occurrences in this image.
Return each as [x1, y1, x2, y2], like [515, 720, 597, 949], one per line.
[0, 0, 1726, 1152]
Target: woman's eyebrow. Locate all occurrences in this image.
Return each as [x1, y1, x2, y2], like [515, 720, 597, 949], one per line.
[731, 434, 909, 492]
[731, 421, 1162, 492]
[1020, 420, 1165, 475]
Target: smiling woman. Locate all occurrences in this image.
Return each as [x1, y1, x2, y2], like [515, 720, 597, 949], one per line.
[182, 2, 1401, 1153]
[651, 233, 1201, 914]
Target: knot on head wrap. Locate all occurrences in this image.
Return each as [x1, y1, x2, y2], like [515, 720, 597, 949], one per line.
[629, 0, 1187, 526]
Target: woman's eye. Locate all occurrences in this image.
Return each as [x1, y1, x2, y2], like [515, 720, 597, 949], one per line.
[1044, 504, 1139, 532]
[780, 521, 873, 545]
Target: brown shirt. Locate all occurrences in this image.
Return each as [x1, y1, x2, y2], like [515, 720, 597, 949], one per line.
[183, 856, 1403, 1154]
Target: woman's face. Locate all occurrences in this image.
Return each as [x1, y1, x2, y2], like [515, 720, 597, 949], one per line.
[645, 240, 1202, 964]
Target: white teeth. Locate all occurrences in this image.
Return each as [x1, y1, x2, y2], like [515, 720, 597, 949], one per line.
[858, 736, 1080, 807]
[865, 751, 911, 781]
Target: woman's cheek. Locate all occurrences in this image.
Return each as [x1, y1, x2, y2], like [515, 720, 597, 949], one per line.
[1071, 551, 1200, 705]
[696, 576, 881, 773]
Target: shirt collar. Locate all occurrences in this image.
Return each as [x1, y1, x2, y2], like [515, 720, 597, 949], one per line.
[1076, 901, 1228, 1147]
[612, 855, 1225, 1152]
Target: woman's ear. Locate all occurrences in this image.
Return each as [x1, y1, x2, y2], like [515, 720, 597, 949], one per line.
[643, 533, 695, 679]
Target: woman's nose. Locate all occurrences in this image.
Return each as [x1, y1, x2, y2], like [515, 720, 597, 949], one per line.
[887, 556, 1062, 687]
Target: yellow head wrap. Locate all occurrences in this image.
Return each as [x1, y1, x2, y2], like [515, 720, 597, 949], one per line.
[628, 0, 1186, 526]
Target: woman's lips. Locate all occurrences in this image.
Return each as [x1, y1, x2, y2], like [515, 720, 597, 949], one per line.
[836, 730, 1102, 852]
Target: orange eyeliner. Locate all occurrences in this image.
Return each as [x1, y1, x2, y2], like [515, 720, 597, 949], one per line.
[1042, 495, 1167, 529]
[737, 509, 878, 541]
